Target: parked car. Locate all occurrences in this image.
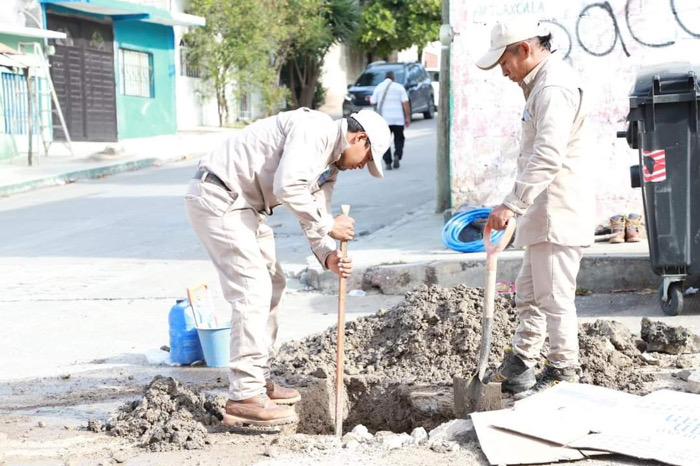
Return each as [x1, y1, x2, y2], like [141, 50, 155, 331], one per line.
[426, 68, 439, 110]
[342, 61, 435, 120]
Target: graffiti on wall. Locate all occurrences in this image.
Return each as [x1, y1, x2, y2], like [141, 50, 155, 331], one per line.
[474, 0, 699, 59]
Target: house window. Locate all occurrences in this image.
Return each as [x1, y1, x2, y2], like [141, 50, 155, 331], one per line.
[119, 48, 153, 98]
[239, 92, 251, 119]
[179, 40, 200, 78]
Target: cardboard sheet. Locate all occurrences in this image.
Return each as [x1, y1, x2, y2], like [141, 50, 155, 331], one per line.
[473, 383, 700, 466]
[570, 389, 700, 466]
[496, 383, 640, 445]
[471, 408, 587, 465]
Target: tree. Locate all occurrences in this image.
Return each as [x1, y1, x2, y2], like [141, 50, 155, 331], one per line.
[284, 0, 360, 109]
[185, 0, 282, 125]
[356, 0, 440, 61]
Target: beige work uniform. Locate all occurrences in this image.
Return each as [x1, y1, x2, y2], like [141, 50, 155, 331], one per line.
[501, 56, 595, 369]
[185, 108, 346, 400]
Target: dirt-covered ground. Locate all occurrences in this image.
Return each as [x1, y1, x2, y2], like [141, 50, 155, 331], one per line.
[1, 285, 698, 465]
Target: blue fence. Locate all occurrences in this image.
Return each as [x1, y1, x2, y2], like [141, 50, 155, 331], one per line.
[0, 71, 51, 138]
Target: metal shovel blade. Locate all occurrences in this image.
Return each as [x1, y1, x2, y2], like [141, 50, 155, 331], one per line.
[453, 219, 515, 418]
[454, 375, 503, 418]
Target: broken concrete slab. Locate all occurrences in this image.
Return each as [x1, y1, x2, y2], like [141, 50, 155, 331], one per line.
[350, 424, 373, 441]
[687, 370, 700, 394]
[428, 419, 475, 445]
[410, 427, 428, 445]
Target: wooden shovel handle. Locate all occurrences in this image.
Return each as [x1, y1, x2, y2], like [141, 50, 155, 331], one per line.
[335, 204, 350, 437]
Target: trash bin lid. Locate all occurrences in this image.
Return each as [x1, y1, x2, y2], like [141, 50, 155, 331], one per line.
[630, 62, 700, 105]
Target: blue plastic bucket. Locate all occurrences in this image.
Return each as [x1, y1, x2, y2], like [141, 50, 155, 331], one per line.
[196, 327, 230, 367]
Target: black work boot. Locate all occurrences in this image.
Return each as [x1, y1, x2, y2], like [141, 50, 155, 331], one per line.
[485, 351, 536, 394]
[513, 364, 579, 400]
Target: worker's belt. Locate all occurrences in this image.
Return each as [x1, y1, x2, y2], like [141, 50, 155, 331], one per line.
[194, 170, 230, 191]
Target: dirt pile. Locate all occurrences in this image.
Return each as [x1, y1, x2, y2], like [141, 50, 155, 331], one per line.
[272, 285, 519, 385]
[273, 285, 660, 394]
[104, 376, 225, 452]
[578, 320, 655, 393]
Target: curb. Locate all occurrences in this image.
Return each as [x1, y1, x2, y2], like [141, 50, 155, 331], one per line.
[301, 254, 660, 295]
[0, 154, 198, 198]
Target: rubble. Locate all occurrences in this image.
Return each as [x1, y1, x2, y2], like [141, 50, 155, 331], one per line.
[579, 320, 656, 393]
[641, 317, 698, 354]
[428, 419, 475, 445]
[103, 376, 224, 452]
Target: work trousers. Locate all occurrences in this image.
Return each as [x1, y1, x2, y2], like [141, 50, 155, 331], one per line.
[382, 124, 405, 164]
[512, 242, 583, 369]
[185, 179, 285, 400]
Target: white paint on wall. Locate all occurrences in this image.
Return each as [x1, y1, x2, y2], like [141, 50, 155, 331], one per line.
[450, 0, 700, 223]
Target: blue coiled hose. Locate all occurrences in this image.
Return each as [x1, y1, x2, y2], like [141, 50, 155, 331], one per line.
[441, 207, 505, 253]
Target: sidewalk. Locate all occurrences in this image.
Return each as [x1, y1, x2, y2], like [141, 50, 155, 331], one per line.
[0, 127, 233, 197]
[299, 202, 657, 295]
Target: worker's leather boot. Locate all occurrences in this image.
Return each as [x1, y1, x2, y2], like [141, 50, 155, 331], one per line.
[265, 380, 301, 405]
[223, 395, 298, 427]
[513, 364, 578, 401]
[609, 214, 626, 243]
[625, 214, 644, 243]
[486, 350, 536, 394]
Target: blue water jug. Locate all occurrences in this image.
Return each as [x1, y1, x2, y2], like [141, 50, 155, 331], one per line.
[168, 298, 204, 365]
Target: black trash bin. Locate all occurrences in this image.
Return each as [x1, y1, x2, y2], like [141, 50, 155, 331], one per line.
[618, 62, 700, 316]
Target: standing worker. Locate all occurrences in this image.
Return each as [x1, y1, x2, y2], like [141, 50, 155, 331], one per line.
[476, 19, 594, 398]
[185, 108, 390, 426]
[370, 71, 411, 170]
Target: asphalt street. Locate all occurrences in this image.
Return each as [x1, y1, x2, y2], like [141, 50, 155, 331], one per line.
[0, 116, 437, 380]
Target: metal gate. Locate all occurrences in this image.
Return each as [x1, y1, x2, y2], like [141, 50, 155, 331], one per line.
[46, 14, 118, 142]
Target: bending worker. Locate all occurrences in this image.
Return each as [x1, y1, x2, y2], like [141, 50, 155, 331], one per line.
[477, 19, 595, 398]
[185, 108, 390, 426]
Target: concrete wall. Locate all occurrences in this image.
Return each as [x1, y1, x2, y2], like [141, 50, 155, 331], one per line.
[449, 0, 700, 223]
[319, 44, 368, 116]
[113, 21, 177, 138]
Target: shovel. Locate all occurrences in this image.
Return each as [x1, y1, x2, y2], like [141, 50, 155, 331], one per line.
[335, 204, 351, 437]
[454, 218, 516, 418]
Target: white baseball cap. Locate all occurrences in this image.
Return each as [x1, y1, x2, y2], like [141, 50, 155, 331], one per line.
[348, 110, 391, 178]
[476, 19, 549, 70]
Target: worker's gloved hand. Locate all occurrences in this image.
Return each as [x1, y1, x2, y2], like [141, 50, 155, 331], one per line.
[330, 214, 355, 241]
[326, 250, 352, 278]
[486, 205, 515, 231]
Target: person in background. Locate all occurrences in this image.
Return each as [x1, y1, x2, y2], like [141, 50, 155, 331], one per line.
[370, 70, 410, 170]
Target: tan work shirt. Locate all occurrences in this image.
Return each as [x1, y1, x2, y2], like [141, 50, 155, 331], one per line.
[198, 108, 345, 267]
[502, 55, 595, 247]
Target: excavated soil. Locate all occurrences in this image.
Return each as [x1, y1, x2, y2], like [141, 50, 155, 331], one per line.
[100, 376, 226, 452]
[271, 285, 519, 385]
[271, 284, 657, 393]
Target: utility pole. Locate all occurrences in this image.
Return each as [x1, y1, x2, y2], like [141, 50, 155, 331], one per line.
[435, 0, 452, 213]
